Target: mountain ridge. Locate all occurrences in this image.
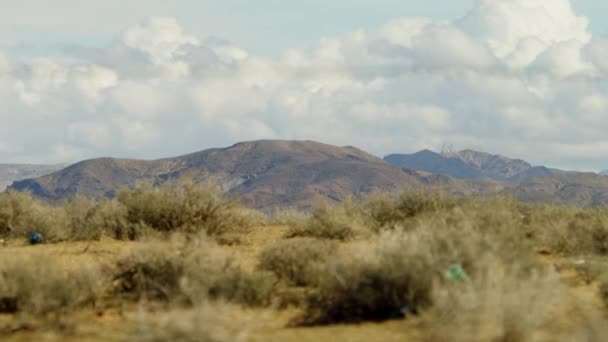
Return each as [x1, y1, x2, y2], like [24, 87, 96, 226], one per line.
[9, 140, 608, 209]
[10, 140, 426, 210]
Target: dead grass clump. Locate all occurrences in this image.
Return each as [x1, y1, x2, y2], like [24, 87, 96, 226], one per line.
[114, 236, 275, 306]
[259, 238, 336, 286]
[117, 180, 252, 237]
[0, 252, 105, 315]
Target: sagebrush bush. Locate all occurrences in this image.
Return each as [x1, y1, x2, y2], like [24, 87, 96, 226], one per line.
[364, 192, 455, 231]
[285, 203, 367, 240]
[298, 215, 537, 325]
[0, 251, 105, 315]
[116, 180, 252, 237]
[259, 238, 336, 286]
[114, 235, 275, 306]
[0, 191, 72, 241]
[0, 180, 257, 242]
[543, 209, 608, 255]
[423, 258, 607, 342]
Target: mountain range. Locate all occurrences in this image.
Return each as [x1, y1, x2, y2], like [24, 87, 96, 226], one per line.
[7, 140, 608, 210]
[9, 141, 427, 210]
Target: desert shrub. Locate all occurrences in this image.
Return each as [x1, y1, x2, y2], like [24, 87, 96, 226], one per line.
[116, 180, 252, 237]
[300, 239, 432, 324]
[542, 209, 608, 256]
[0, 191, 71, 241]
[0, 191, 34, 236]
[114, 236, 275, 306]
[0, 251, 105, 315]
[364, 192, 456, 230]
[285, 203, 367, 240]
[259, 238, 336, 286]
[61, 196, 135, 241]
[298, 216, 537, 325]
[423, 258, 606, 342]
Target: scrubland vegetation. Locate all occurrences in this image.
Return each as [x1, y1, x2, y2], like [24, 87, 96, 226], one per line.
[1, 183, 608, 341]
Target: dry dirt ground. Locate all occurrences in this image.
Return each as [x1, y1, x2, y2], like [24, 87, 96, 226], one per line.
[0, 226, 605, 342]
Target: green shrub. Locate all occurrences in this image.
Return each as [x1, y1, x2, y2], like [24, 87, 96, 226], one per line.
[259, 238, 335, 286]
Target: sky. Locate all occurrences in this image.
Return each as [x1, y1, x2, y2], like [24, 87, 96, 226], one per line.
[0, 0, 608, 171]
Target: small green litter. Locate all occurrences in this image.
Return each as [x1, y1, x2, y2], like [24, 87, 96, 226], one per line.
[446, 264, 467, 282]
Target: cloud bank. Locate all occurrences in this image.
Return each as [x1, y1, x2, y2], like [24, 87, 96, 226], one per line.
[1, 0, 607, 170]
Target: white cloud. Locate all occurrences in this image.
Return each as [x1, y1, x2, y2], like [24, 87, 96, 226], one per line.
[458, 0, 591, 59]
[122, 17, 199, 65]
[1, 0, 608, 171]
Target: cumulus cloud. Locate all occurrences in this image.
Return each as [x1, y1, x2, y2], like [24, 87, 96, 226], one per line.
[458, 0, 591, 59]
[1, 0, 608, 170]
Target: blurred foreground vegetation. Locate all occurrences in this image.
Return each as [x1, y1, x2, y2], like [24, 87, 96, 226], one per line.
[1, 182, 608, 341]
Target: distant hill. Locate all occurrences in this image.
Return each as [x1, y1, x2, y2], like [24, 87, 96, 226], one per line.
[0, 164, 67, 191]
[599, 170, 608, 176]
[506, 172, 608, 207]
[384, 149, 554, 181]
[9, 141, 427, 210]
[11, 141, 608, 209]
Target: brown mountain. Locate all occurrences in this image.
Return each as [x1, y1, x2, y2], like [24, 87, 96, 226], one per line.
[0, 164, 67, 191]
[9, 140, 428, 210]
